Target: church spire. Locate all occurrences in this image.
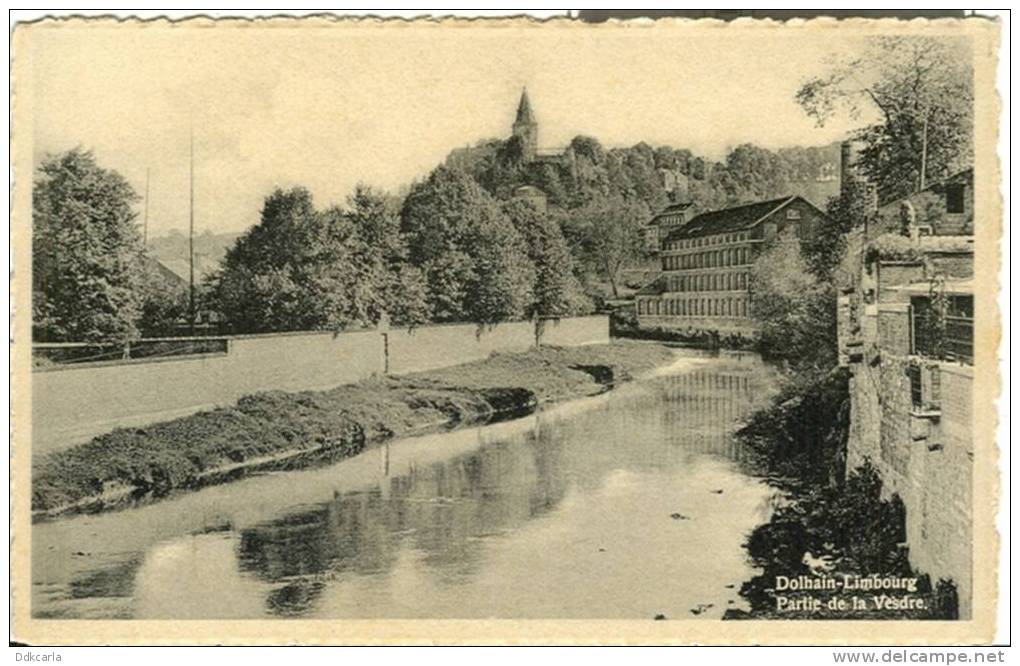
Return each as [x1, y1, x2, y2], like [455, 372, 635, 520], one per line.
[515, 88, 536, 125]
[512, 88, 538, 162]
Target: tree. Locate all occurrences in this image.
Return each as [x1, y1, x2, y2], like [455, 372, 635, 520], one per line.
[569, 195, 647, 299]
[749, 228, 837, 373]
[32, 149, 146, 342]
[802, 178, 876, 282]
[503, 199, 591, 317]
[797, 36, 973, 202]
[210, 186, 430, 333]
[463, 210, 535, 324]
[400, 166, 536, 323]
[210, 188, 347, 333]
[343, 186, 429, 327]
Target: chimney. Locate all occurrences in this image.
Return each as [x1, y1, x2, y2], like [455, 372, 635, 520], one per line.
[840, 140, 866, 196]
[841, 140, 878, 219]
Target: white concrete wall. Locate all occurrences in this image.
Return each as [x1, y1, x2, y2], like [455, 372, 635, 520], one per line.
[32, 315, 610, 454]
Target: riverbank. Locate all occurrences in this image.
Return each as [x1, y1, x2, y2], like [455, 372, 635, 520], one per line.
[724, 368, 959, 620]
[609, 315, 759, 352]
[32, 341, 675, 519]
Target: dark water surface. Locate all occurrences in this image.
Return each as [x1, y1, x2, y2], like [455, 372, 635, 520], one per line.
[32, 349, 781, 619]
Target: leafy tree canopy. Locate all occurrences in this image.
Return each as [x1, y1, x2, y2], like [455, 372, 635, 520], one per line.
[797, 36, 973, 203]
[210, 186, 428, 333]
[749, 228, 837, 374]
[32, 148, 146, 343]
[399, 166, 537, 323]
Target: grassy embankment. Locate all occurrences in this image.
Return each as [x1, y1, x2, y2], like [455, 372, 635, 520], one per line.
[724, 369, 959, 620]
[32, 341, 675, 519]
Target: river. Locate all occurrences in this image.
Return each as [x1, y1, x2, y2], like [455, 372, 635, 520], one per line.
[32, 349, 782, 620]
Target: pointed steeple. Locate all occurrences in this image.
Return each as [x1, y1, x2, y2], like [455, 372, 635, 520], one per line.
[512, 88, 538, 162]
[515, 88, 536, 125]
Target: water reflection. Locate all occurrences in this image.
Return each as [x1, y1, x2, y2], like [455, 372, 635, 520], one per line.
[35, 351, 781, 619]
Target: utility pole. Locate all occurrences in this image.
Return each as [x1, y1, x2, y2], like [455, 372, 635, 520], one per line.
[919, 112, 929, 192]
[189, 127, 196, 336]
[143, 167, 150, 245]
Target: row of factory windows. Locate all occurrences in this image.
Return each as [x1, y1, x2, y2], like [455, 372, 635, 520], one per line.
[637, 296, 750, 319]
[665, 271, 748, 293]
[662, 246, 750, 271]
[663, 232, 750, 253]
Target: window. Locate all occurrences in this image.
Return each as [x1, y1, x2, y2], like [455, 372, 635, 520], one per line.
[946, 183, 965, 214]
[911, 294, 973, 365]
[786, 208, 801, 220]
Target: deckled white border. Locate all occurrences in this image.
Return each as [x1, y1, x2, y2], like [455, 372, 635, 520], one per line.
[7, 11, 1006, 647]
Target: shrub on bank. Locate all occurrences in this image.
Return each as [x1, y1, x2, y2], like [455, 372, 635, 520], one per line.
[611, 324, 759, 352]
[728, 369, 960, 621]
[729, 462, 959, 620]
[735, 366, 850, 489]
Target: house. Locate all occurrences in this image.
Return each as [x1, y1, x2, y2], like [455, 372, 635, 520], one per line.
[635, 195, 829, 336]
[141, 255, 189, 294]
[837, 164, 975, 618]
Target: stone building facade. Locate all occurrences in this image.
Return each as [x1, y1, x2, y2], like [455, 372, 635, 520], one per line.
[641, 201, 694, 253]
[837, 166, 975, 617]
[635, 195, 829, 336]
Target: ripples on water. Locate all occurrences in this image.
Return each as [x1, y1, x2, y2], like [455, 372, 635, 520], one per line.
[33, 349, 782, 620]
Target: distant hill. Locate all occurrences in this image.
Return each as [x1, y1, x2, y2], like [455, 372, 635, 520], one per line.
[147, 230, 241, 282]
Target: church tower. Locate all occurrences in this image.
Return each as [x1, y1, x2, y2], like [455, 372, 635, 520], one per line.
[512, 88, 538, 162]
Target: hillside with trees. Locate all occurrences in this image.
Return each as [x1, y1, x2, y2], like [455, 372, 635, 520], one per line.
[448, 136, 840, 216]
[445, 135, 840, 300]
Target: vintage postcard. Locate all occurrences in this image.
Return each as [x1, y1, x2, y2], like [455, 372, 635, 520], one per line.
[10, 14, 1003, 645]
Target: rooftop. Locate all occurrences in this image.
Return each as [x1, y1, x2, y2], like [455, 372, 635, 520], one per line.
[650, 201, 694, 225]
[664, 195, 802, 241]
[878, 166, 974, 209]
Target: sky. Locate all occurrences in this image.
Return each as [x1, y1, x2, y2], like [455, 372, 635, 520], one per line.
[22, 19, 875, 237]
